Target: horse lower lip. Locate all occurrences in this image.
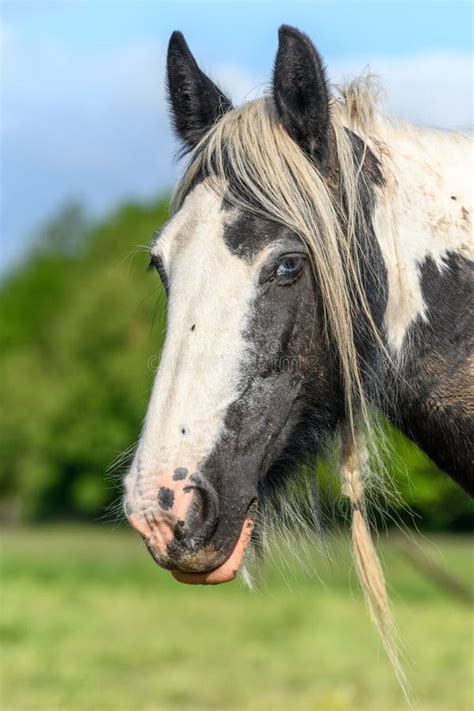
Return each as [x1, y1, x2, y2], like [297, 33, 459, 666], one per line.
[171, 514, 255, 585]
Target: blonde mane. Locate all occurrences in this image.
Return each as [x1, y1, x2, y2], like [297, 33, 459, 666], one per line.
[172, 80, 409, 696]
[173, 78, 387, 429]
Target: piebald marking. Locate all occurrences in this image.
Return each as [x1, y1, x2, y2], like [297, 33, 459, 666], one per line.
[125, 182, 266, 514]
[372, 121, 472, 351]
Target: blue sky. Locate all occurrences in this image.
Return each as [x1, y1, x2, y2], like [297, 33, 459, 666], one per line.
[1, 1, 472, 270]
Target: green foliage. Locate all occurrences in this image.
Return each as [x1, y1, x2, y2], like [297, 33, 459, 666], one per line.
[0, 199, 168, 520]
[379, 423, 473, 531]
[0, 198, 471, 528]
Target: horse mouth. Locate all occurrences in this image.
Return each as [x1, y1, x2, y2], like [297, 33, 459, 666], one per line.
[171, 512, 256, 585]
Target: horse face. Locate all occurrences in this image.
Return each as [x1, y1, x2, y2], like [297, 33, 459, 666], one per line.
[124, 178, 342, 582]
[125, 28, 345, 582]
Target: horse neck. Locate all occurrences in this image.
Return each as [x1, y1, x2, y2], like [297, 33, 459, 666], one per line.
[367, 117, 473, 492]
[369, 117, 472, 353]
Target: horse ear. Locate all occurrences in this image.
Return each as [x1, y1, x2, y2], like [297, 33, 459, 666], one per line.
[167, 31, 233, 151]
[273, 25, 331, 170]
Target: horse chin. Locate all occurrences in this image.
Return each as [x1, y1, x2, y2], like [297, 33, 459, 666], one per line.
[171, 515, 255, 585]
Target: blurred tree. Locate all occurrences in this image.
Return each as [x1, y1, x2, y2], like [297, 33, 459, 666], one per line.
[34, 201, 90, 256]
[0, 198, 168, 521]
[0, 198, 471, 529]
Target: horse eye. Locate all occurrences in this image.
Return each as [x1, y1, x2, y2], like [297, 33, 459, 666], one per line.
[149, 254, 169, 293]
[275, 254, 306, 283]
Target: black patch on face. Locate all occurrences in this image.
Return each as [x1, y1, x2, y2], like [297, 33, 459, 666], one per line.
[157, 487, 175, 511]
[197, 243, 345, 554]
[223, 211, 293, 261]
[173, 467, 188, 481]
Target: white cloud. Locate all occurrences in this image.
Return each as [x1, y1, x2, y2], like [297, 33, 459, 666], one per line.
[216, 52, 473, 129]
[329, 52, 473, 130]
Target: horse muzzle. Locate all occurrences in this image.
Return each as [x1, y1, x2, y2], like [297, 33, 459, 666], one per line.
[124, 471, 257, 584]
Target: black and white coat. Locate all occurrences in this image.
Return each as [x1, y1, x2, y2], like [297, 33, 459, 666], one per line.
[124, 26, 473, 584]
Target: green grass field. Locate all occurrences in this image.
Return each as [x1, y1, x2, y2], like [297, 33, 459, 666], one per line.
[1, 526, 472, 711]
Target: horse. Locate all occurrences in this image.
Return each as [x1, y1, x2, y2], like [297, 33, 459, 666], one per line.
[124, 25, 473, 689]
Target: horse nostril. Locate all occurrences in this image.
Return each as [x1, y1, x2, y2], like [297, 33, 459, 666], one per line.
[174, 519, 187, 541]
[182, 475, 220, 544]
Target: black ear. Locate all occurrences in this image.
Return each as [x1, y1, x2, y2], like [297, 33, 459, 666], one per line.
[273, 25, 331, 170]
[167, 31, 233, 151]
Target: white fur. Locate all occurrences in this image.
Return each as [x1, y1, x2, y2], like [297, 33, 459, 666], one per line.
[372, 121, 473, 351]
[125, 181, 264, 493]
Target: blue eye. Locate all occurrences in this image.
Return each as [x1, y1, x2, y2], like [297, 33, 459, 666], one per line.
[276, 254, 306, 281]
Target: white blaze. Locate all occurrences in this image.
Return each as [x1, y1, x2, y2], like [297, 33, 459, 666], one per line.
[126, 181, 260, 493]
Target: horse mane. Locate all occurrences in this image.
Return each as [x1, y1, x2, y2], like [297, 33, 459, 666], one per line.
[172, 79, 409, 696]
